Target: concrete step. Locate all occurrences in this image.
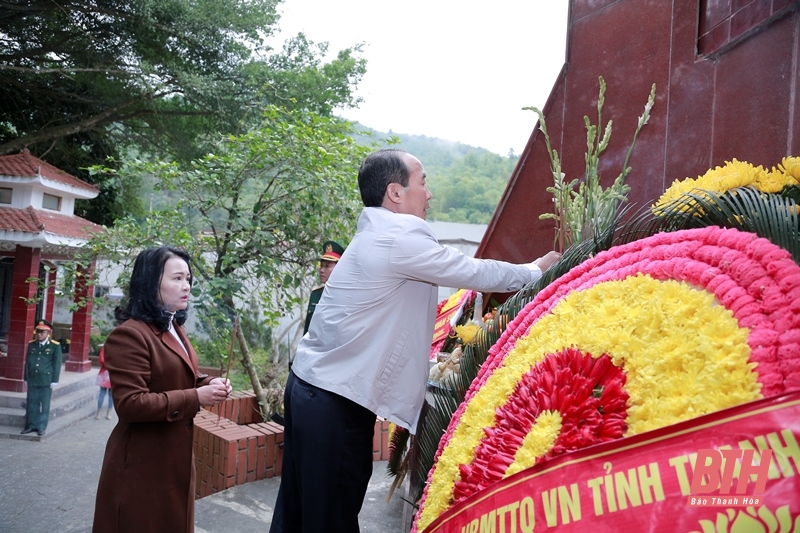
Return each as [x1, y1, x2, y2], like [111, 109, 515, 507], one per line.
[0, 406, 23, 426]
[1, 380, 99, 420]
[0, 365, 102, 442]
[51, 385, 99, 419]
[52, 371, 98, 397]
[0, 365, 98, 407]
[0, 388, 25, 409]
[0, 404, 100, 442]
[1, 385, 99, 424]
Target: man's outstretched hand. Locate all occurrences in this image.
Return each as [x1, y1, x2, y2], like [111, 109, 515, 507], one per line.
[533, 251, 561, 272]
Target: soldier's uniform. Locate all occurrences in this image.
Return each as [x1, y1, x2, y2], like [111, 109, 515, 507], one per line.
[22, 319, 62, 435]
[303, 285, 325, 336]
[303, 240, 345, 335]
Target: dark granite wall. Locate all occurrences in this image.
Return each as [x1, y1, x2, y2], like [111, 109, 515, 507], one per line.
[478, 0, 799, 265]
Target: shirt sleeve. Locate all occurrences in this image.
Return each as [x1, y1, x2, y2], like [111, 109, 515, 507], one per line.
[389, 219, 536, 293]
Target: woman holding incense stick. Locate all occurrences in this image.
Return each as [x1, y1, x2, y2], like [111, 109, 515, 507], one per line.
[92, 246, 231, 533]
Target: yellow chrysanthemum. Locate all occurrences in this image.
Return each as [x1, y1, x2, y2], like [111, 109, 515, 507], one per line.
[778, 156, 800, 182]
[756, 169, 792, 193]
[652, 159, 786, 213]
[698, 159, 763, 191]
[454, 323, 481, 344]
[760, 155, 799, 192]
[654, 176, 702, 208]
[440, 289, 468, 314]
[505, 410, 562, 477]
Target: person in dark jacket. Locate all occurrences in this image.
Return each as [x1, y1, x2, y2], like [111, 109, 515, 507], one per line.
[302, 240, 345, 335]
[92, 246, 231, 533]
[21, 319, 61, 436]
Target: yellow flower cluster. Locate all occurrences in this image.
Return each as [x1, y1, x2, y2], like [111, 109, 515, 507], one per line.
[440, 289, 468, 314]
[778, 155, 800, 181]
[652, 157, 800, 213]
[454, 323, 481, 344]
[417, 274, 761, 531]
[505, 410, 562, 478]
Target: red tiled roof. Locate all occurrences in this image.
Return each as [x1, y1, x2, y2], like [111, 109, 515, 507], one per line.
[0, 149, 98, 193]
[0, 206, 41, 233]
[0, 206, 104, 240]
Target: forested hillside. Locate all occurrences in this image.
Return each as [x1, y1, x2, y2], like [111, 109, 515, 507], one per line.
[359, 128, 519, 224]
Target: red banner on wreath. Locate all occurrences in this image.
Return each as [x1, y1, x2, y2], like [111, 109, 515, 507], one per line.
[431, 290, 474, 358]
[423, 391, 800, 533]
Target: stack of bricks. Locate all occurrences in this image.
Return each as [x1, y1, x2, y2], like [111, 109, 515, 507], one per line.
[193, 390, 284, 499]
[193, 390, 393, 499]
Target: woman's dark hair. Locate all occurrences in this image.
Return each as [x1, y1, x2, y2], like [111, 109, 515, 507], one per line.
[357, 148, 410, 207]
[114, 246, 192, 331]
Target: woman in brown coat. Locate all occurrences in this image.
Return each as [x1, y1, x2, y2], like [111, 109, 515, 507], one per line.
[92, 246, 231, 533]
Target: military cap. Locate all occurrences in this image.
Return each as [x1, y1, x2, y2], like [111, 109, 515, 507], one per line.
[34, 318, 53, 332]
[320, 240, 345, 262]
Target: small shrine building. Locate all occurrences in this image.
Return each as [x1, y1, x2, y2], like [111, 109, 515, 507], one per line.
[0, 149, 102, 392]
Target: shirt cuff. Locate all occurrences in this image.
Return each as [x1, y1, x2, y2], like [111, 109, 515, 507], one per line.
[527, 262, 542, 283]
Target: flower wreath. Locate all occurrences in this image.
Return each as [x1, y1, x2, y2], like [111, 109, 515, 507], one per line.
[413, 226, 800, 532]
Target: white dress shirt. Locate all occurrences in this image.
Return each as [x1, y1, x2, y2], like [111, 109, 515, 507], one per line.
[291, 207, 540, 433]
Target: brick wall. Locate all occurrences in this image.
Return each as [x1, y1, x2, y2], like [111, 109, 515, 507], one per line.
[193, 390, 392, 499]
[373, 418, 392, 461]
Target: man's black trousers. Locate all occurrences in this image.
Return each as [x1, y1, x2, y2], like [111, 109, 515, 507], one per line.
[269, 371, 376, 533]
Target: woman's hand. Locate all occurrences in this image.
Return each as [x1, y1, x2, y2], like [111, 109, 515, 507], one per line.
[197, 378, 232, 407]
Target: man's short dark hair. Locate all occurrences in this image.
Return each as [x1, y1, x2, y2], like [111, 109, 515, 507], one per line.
[357, 149, 410, 207]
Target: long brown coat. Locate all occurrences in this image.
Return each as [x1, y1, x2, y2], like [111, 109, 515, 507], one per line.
[92, 319, 212, 533]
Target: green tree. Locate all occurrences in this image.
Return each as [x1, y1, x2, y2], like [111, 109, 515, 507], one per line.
[0, 1, 365, 224]
[421, 146, 517, 223]
[75, 106, 370, 418]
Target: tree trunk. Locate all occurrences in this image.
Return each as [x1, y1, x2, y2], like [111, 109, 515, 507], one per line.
[220, 295, 268, 420]
[236, 323, 269, 422]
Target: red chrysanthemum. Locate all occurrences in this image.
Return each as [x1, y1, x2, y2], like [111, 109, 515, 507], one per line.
[453, 348, 628, 501]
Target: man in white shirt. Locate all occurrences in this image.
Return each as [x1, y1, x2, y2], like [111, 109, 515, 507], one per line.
[270, 149, 560, 533]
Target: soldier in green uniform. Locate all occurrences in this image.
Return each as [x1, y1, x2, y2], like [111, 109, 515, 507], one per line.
[21, 319, 62, 436]
[302, 240, 345, 335]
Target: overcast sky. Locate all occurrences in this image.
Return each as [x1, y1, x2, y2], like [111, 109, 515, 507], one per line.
[269, 1, 570, 156]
